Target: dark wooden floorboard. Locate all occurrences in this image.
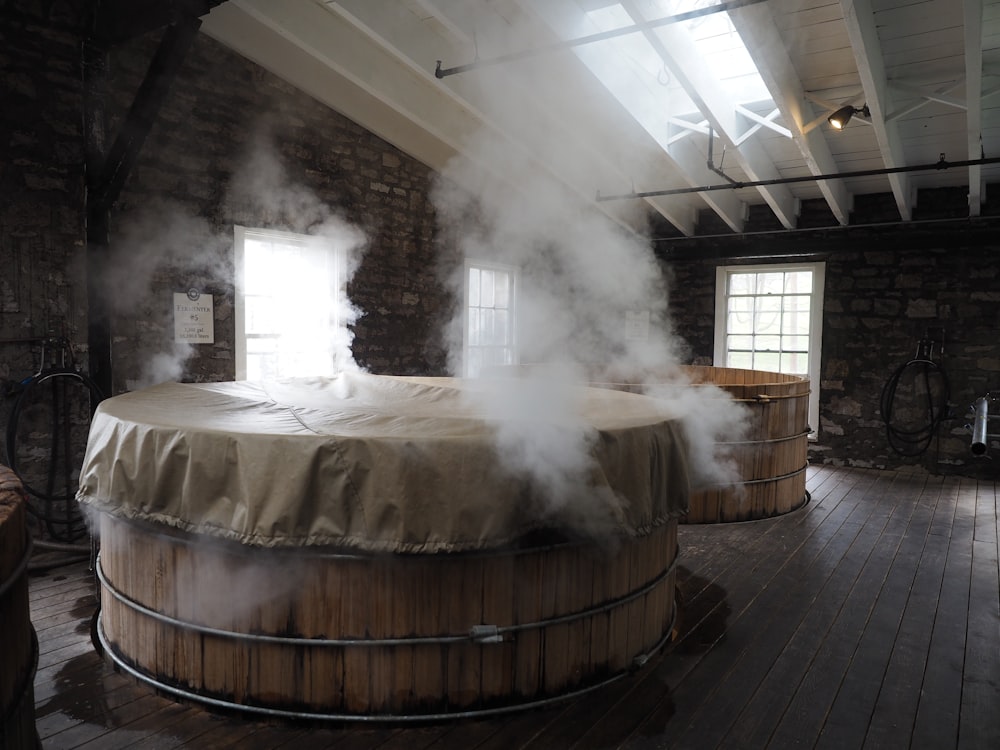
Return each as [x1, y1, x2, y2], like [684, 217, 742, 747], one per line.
[24, 466, 1000, 749]
[716, 473, 902, 748]
[959, 480, 1000, 750]
[908, 477, 968, 750]
[863, 476, 954, 749]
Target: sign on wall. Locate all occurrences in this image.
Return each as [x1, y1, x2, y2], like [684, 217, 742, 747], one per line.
[174, 289, 214, 344]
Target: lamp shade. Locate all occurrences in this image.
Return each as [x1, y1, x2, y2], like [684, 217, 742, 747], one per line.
[828, 105, 856, 130]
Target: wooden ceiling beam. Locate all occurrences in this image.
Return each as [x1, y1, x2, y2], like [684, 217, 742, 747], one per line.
[964, 0, 984, 217]
[731, 1, 852, 226]
[840, 0, 913, 221]
[622, 0, 799, 229]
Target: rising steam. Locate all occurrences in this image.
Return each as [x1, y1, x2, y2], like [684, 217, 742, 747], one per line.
[105, 128, 366, 390]
[431, 35, 750, 511]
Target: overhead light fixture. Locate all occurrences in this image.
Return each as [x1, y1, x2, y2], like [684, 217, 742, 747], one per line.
[828, 104, 870, 130]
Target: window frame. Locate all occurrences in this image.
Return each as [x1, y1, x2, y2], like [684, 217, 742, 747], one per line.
[234, 225, 347, 381]
[463, 259, 519, 377]
[714, 261, 825, 437]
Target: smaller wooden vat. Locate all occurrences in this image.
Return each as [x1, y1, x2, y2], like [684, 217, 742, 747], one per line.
[682, 366, 810, 523]
[0, 466, 39, 750]
[95, 513, 679, 720]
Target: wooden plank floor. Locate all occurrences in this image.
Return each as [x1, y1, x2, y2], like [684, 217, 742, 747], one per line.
[24, 465, 1000, 749]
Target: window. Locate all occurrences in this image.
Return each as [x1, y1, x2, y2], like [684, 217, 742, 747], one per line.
[715, 263, 825, 436]
[234, 226, 349, 380]
[464, 261, 517, 377]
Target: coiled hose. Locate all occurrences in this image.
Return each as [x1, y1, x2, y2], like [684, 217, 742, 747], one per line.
[4, 367, 104, 542]
[879, 343, 950, 457]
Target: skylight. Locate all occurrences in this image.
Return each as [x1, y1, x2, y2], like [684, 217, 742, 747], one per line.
[583, 0, 774, 118]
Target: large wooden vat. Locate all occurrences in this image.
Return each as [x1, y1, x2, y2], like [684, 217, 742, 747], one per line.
[682, 366, 810, 523]
[0, 465, 39, 750]
[95, 513, 678, 720]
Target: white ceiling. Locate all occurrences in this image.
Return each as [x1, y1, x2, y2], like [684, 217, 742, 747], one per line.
[200, 0, 1000, 237]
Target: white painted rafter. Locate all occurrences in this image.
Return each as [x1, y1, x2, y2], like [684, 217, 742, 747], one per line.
[731, 1, 852, 225]
[523, 0, 746, 232]
[735, 106, 792, 140]
[964, 0, 984, 216]
[840, 0, 912, 221]
[886, 79, 966, 121]
[397, 0, 701, 234]
[619, 0, 798, 228]
[410, 0, 697, 236]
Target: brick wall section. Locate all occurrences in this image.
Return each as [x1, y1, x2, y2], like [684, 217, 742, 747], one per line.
[104, 31, 453, 390]
[4, 5, 1000, 480]
[663, 230, 1000, 478]
[0, 4, 90, 459]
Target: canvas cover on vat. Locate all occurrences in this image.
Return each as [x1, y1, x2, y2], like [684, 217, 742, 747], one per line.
[76, 373, 690, 552]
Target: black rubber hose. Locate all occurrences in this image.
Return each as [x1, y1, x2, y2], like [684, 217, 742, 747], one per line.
[5, 368, 103, 541]
[880, 357, 950, 457]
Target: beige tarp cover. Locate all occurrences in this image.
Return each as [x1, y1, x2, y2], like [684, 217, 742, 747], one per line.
[77, 373, 691, 552]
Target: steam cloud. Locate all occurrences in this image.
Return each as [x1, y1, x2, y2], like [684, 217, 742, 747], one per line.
[104, 127, 366, 391]
[430, 29, 750, 517]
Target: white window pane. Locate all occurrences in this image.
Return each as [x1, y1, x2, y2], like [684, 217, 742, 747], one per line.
[755, 334, 781, 351]
[481, 270, 495, 307]
[245, 296, 277, 335]
[729, 273, 754, 295]
[469, 268, 480, 307]
[494, 309, 509, 345]
[783, 295, 810, 314]
[728, 297, 754, 334]
[755, 273, 784, 295]
[727, 334, 753, 351]
[469, 308, 482, 345]
[494, 272, 510, 308]
[782, 311, 811, 336]
[754, 297, 782, 334]
[781, 352, 808, 374]
[782, 335, 809, 351]
[754, 351, 780, 371]
[728, 351, 753, 369]
[784, 271, 812, 294]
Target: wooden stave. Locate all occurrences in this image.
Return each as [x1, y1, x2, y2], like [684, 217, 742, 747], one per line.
[96, 513, 679, 719]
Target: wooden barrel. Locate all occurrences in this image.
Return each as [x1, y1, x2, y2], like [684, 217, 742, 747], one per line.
[0, 465, 40, 750]
[681, 366, 810, 523]
[95, 513, 679, 720]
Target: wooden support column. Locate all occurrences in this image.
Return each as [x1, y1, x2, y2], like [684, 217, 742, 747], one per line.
[84, 15, 203, 397]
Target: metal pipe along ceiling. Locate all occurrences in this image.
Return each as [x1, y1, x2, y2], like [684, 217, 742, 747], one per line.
[596, 156, 1000, 202]
[433, 0, 769, 78]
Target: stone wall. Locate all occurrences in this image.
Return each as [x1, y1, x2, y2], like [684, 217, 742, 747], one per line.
[104, 29, 453, 392]
[0, 6, 455, 485]
[663, 228, 1000, 478]
[0, 5, 89, 386]
[4, 3, 1000, 484]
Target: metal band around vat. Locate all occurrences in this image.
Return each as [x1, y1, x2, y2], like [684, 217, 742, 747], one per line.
[698, 462, 809, 488]
[715, 428, 812, 447]
[95, 546, 679, 647]
[731, 389, 811, 402]
[96, 593, 678, 722]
